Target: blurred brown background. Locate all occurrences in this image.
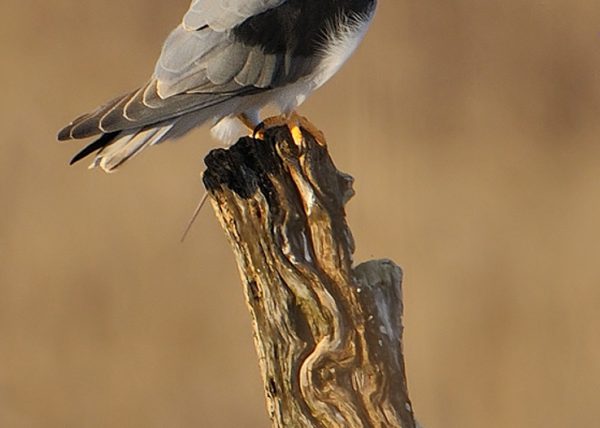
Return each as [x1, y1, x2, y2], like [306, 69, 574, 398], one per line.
[1, 1, 599, 427]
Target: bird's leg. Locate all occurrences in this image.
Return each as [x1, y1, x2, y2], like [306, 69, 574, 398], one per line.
[253, 112, 326, 146]
[237, 113, 259, 134]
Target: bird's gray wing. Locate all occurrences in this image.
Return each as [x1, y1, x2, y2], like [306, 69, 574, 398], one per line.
[183, 0, 288, 32]
[153, 21, 317, 99]
[58, 0, 318, 140]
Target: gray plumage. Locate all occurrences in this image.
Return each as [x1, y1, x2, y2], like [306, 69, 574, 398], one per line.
[182, 0, 287, 32]
[58, 0, 377, 172]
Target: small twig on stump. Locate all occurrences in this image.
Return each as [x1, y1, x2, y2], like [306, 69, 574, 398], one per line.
[203, 126, 417, 428]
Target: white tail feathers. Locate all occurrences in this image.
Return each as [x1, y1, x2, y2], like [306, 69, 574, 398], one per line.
[90, 123, 174, 172]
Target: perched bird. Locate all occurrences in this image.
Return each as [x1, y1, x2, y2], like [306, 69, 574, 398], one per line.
[58, 0, 378, 172]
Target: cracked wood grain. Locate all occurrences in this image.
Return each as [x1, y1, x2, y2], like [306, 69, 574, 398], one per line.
[203, 126, 417, 428]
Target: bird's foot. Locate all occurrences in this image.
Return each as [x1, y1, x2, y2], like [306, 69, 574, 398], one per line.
[237, 113, 259, 133]
[253, 113, 326, 146]
[289, 113, 326, 147]
[253, 115, 292, 140]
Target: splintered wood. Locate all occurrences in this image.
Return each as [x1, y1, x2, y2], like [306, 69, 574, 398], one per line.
[203, 126, 417, 428]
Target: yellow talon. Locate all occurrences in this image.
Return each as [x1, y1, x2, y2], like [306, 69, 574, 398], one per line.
[252, 112, 326, 146]
[290, 124, 304, 146]
[290, 113, 326, 147]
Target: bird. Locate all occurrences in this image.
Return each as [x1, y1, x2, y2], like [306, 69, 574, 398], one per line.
[58, 0, 378, 173]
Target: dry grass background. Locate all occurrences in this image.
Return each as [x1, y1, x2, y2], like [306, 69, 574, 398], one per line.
[1, 1, 599, 427]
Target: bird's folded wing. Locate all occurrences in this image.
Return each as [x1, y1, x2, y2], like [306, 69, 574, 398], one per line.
[59, 0, 319, 141]
[183, 0, 288, 31]
[154, 23, 315, 99]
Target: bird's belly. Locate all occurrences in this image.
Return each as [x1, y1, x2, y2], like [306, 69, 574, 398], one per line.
[311, 9, 376, 88]
[270, 10, 375, 115]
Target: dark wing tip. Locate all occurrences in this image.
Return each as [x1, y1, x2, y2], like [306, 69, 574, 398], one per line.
[69, 131, 120, 165]
[58, 111, 96, 141]
[57, 125, 73, 141]
[58, 91, 135, 142]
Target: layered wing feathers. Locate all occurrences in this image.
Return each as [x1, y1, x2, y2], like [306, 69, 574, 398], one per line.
[58, 0, 327, 170]
[59, 0, 298, 142]
[183, 0, 287, 31]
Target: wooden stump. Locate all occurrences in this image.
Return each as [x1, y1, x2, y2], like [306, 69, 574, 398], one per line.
[203, 126, 417, 428]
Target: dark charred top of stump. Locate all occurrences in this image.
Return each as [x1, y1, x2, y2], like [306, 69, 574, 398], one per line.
[203, 126, 296, 199]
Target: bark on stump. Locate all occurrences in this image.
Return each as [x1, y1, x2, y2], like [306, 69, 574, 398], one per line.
[203, 126, 417, 428]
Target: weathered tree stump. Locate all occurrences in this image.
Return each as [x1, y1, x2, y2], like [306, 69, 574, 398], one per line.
[203, 125, 417, 428]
